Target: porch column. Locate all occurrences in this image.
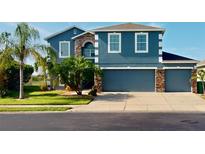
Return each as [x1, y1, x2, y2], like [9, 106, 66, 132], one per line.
[191, 69, 197, 93]
[155, 69, 165, 92]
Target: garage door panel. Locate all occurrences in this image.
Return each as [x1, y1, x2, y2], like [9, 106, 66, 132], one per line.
[165, 69, 191, 92]
[102, 70, 155, 92]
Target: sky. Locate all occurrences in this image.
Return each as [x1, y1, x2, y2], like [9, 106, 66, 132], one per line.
[0, 22, 205, 64]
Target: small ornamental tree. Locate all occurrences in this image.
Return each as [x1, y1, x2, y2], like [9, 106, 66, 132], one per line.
[59, 56, 101, 95]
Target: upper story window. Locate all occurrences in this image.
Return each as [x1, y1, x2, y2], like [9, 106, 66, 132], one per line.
[108, 33, 121, 53]
[135, 32, 148, 53]
[59, 41, 70, 58]
[82, 42, 95, 59]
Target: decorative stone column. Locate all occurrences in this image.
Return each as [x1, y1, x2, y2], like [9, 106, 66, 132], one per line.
[191, 69, 197, 93]
[94, 74, 102, 93]
[155, 69, 165, 92]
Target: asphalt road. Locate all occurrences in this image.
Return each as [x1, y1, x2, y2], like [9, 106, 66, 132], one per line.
[0, 112, 205, 131]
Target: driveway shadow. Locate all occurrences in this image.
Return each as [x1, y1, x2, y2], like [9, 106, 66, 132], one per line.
[95, 93, 135, 103]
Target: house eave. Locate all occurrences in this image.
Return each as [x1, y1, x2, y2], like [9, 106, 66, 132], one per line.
[100, 67, 158, 70]
[92, 29, 165, 32]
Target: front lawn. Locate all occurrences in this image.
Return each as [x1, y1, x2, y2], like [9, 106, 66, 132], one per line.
[0, 107, 71, 112]
[0, 86, 92, 105]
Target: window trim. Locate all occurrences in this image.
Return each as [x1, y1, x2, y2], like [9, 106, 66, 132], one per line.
[135, 32, 149, 53]
[108, 33, 121, 53]
[59, 41, 70, 58]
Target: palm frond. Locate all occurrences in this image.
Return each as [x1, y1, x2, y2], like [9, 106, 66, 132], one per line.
[0, 48, 15, 67]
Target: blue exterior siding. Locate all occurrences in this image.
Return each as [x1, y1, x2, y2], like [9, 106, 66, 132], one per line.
[47, 27, 84, 63]
[97, 31, 160, 67]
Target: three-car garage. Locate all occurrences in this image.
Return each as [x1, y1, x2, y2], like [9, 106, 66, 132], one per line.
[102, 68, 193, 92]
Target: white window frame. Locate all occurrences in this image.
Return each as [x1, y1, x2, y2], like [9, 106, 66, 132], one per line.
[135, 32, 149, 53]
[59, 41, 70, 58]
[108, 33, 121, 53]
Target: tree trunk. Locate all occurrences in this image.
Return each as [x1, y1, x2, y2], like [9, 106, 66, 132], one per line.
[19, 61, 24, 99]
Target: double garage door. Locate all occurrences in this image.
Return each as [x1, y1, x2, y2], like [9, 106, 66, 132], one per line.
[103, 69, 155, 92]
[102, 69, 192, 92]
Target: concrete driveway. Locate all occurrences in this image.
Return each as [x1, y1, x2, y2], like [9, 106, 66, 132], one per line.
[71, 92, 205, 112]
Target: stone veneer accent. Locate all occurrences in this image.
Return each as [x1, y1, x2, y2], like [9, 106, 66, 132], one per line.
[94, 74, 102, 92]
[191, 69, 197, 93]
[155, 69, 165, 92]
[74, 33, 95, 56]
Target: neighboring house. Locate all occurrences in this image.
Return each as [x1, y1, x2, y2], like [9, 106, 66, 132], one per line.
[45, 23, 198, 93]
[197, 61, 205, 70]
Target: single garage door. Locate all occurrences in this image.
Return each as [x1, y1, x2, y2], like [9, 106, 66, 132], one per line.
[165, 69, 192, 92]
[102, 69, 155, 92]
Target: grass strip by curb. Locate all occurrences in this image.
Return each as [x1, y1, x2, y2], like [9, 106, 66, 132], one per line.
[0, 98, 93, 105]
[0, 107, 71, 112]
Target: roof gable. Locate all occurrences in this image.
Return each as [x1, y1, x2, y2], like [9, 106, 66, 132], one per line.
[72, 31, 94, 40]
[92, 23, 165, 32]
[45, 26, 85, 40]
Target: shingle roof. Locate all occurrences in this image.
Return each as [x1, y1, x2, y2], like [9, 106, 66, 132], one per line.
[92, 23, 165, 32]
[162, 51, 194, 61]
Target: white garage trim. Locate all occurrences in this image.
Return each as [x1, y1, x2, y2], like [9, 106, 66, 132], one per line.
[163, 67, 193, 69]
[101, 67, 157, 70]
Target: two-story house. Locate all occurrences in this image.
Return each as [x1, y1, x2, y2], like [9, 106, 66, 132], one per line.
[45, 23, 198, 93]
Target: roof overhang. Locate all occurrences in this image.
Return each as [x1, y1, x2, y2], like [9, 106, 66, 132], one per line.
[162, 60, 199, 64]
[72, 31, 94, 40]
[44, 26, 85, 40]
[92, 29, 165, 32]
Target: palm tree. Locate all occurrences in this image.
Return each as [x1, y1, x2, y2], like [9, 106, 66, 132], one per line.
[34, 46, 58, 89]
[0, 23, 46, 99]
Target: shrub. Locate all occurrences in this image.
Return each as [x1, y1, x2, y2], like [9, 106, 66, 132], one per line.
[5, 63, 34, 90]
[0, 68, 8, 97]
[59, 56, 102, 95]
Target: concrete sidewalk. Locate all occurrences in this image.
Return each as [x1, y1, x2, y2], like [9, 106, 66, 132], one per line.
[71, 92, 205, 112]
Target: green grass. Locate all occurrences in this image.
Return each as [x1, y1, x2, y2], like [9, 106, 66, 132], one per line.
[0, 86, 92, 105]
[0, 107, 71, 112]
